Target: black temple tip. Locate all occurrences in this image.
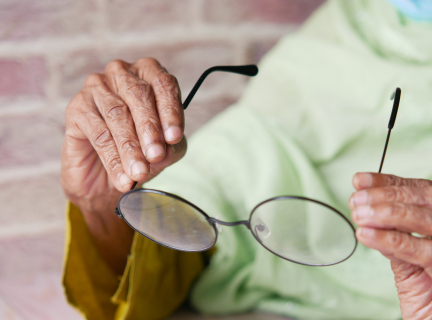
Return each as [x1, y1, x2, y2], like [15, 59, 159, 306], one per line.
[388, 87, 401, 129]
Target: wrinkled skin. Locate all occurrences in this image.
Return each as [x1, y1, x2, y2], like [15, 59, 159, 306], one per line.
[350, 172, 432, 320]
[61, 58, 186, 274]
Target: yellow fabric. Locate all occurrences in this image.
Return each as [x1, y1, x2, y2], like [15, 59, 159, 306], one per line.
[62, 201, 207, 320]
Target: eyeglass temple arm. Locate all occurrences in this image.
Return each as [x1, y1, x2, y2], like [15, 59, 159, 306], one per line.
[378, 87, 401, 173]
[183, 65, 259, 110]
[129, 65, 259, 190]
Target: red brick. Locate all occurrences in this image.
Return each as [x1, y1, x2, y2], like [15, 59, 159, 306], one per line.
[0, 173, 66, 227]
[0, 230, 64, 277]
[0, 57, 46, 98]
[59, 42, 240, 100]
[204, 0, 326, 25]
[0, 0, 97, 40]
[107, 0, 194, 34]
[0, 113, 64, 168]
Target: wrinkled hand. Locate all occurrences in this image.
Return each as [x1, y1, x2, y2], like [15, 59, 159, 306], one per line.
[350, 172, 432, 320]
[61, 58, 187, 217]
[60, 58, 187, 273]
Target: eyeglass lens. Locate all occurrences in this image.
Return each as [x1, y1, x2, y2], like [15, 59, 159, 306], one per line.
[250, 198, 356, 265]
[119, 191, 217, 252]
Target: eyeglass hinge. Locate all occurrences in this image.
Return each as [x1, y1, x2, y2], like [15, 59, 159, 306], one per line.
[115, 207, 122, 218]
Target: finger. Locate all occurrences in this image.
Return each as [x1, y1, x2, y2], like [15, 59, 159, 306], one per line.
[89, 74, 150, 182]
[352, 203, 432, 236]
[132, 58, 184, 144]
[349, 185, 432, 209]
[151, 72, 184, 144]
[148, 136, 187, 175]
[132, 137, 187, 186]
[105, 59, 167, 163]
[71, 90, 134, 192]
[352, 172, 432, 191]
[356, 227, 432, 271]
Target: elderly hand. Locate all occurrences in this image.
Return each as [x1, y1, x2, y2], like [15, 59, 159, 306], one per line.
[350, 172, 432, 320]
[61, 58, 186, 273]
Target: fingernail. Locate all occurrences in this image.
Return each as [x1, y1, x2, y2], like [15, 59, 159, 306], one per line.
[131, 161, 147, 177]
[354, 206, 371, 220]
[146, 144, 165, 160]
[352, 190, 368, 206]
[119, 173, 133, 187]
[359, 227, 374, 237]
[359, 173, 373, 188]
[353, 174, 360, 188]
[165, 126, 182, 142]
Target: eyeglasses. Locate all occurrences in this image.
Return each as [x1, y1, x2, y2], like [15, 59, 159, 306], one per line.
[115, 65, 401, 266]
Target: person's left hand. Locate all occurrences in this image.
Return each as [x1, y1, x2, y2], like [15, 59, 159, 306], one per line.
[350, 172, 432, 320]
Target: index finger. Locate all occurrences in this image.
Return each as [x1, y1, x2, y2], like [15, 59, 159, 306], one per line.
[352, 172, 432, 191]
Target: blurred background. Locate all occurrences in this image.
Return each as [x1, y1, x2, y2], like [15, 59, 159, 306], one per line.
[0, 0, 325, 319]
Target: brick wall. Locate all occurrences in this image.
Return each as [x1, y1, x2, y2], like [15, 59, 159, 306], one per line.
[0, 0, 325, 287]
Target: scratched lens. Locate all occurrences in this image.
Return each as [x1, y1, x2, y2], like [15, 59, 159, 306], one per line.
[119, 190, 216, 252]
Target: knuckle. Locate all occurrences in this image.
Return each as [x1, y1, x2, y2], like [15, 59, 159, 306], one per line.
[84, 73, 103, 86]
[384, 186, 418, 203]
[105, 154, 122, 174]
[395, 188, 408, 202]
[105, 59, 127, 73]
[137, 57, 160, 68]
[384, 187, 398, 202]
[417, 179, 432, 187]
[153, 73, 180, 97]
[388, 231, 404, 249]
[105, 104, 129, 119]
[386, 174, 398, 186]
[125, 80, 152, 101]
[118, 138, 140, 153]
[93, 127, 113, 147]
[154, 72, 177, 87]
[139, 118, 161, 137]
[159, 102, 182, 120]
[400, 177, 432, 188]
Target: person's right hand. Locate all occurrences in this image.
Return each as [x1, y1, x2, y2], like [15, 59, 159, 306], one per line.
[61, 58, 187, 263]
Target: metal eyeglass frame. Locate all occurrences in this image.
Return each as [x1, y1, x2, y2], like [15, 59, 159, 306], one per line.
[117, 189, 357, 266]
[114, 65, 401, 266]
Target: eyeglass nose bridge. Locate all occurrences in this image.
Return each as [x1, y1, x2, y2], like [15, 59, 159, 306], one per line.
[207, 217, 251, 229]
